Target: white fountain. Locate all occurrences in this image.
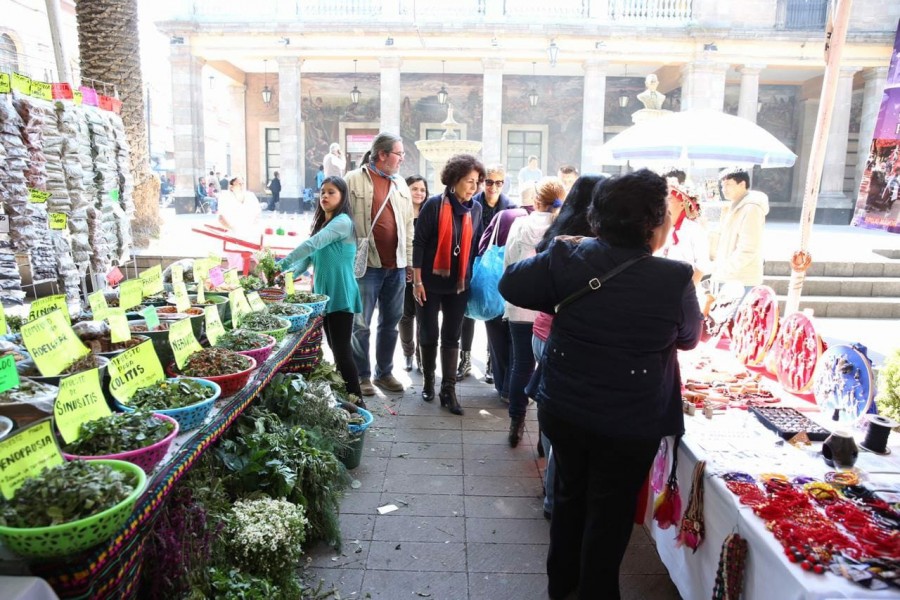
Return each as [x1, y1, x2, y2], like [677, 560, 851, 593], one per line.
[416, 103, 482, 193]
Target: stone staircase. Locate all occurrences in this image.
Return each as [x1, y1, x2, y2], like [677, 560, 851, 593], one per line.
[764, 259, 900, 319]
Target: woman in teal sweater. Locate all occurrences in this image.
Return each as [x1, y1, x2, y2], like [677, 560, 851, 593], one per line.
[278, 176, 364, 398]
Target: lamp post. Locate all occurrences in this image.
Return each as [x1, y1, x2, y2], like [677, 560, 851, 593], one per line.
[261, 59, 272, 105]
[350, 59, 361, 104]
[527, 62, 539, 107]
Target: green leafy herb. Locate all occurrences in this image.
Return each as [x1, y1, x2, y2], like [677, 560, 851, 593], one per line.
[253, 250, 279, 287]
[65, 410, 174, 456]
[180, 348, 251, 378]
[19, 354, 102, 377]
[266, 303, 307, 316]
[283, 292, 327, 304]
[239, 275, 263, 291]
[125, 379, 216, 410]
[6, 315, 25, 333]
[214, 329, 271, 352]
[0, 461, 137, 528]
[239, 313, 288, 332]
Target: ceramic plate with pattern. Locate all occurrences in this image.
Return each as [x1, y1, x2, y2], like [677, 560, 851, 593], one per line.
[812, 344, 874, 423]
[771, 312, 822, 394]
[731, 285, 779, 367]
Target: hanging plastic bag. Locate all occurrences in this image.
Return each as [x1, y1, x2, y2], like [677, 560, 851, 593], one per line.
[465, 226, 505, 321]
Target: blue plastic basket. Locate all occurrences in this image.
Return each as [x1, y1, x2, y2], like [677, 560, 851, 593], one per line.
[115, 378, 221, 432]
[281, 305, 313, 333]
[299, 294, 329, 319]
[348, 407, 374, 436]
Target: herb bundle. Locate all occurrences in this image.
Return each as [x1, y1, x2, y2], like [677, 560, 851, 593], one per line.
[0, 461, 137, 527]
[239, 275, 263, 291]
[65, 410, 174, 456]
[19, 354, 101, 377]
[125, 379, 216, 410]
[180, 348, 251, 378]
[265, 303, 306, 316]
[239, 313, 288, 332]
[214, 329, 271, 352]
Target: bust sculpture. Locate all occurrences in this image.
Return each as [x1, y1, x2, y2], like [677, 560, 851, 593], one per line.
[637, 74, 666, 110]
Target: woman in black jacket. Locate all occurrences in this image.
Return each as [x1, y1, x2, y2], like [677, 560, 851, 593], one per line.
[499, 169, 702, 600]
[412, 154, 485, 415]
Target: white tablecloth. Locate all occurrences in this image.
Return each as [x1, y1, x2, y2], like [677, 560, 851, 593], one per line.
[648, 409, 900, 600]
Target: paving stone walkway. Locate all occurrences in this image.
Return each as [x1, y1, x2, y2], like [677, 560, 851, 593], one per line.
[304, 356, 681, 600]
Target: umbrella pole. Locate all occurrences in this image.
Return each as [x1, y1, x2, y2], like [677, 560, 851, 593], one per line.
[785, 0, 853, 315]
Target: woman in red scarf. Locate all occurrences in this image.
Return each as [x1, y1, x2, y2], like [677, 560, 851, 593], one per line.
[411, 154, 485, 415]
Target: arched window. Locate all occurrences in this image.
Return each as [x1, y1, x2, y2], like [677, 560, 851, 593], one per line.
[0, 33, 19, 74]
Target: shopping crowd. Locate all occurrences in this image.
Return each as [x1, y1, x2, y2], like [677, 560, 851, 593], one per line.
[277, 131, 769, 600]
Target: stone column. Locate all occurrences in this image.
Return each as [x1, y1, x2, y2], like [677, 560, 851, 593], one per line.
[818, 67, 858, 216]
[581, 58, 608, 173]
[481, 57, 504, 166]
[790, 97, 819, 207]
[277, 57, 303, 210]
[170, 44, 206, 209]
[680, 60, 727, 111]
[855, 67, 888, 192]
[380, 56, 402, 135]
[737, 64, 764, 123]
[227, 84, 247, 188]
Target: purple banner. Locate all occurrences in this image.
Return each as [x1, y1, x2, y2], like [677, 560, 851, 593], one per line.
[852, 19, 900, 233]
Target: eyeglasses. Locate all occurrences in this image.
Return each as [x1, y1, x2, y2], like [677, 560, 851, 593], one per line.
[389, 151, 406, 158]
[484, 179, 505, 187]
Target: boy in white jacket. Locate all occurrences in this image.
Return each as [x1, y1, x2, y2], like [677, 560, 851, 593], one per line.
[713, 167, 769, 289]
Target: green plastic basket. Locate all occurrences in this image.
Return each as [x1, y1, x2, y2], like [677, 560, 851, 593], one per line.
[243, 316, 291, 342]
[0, 459, 147, 558]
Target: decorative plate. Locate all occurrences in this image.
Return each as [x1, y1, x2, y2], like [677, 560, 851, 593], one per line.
[770, 312, 822, 394]
[730, 285, 779, 367]
[812, 344, 874, 424]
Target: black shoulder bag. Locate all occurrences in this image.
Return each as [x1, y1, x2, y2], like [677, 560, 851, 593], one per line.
[554, 254, 650, 313]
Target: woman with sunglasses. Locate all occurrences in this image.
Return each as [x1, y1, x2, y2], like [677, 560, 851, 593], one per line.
[457, 164, 515, 383]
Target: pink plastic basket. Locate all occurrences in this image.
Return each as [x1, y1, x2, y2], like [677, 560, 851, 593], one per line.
[235, 334, 277, 365]
[63, 414, 180, 474]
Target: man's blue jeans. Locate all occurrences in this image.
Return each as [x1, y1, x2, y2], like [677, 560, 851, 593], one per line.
[352, 267, 405, 380]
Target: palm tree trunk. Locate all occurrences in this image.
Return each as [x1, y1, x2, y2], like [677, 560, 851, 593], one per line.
[75, 0, 160, 246]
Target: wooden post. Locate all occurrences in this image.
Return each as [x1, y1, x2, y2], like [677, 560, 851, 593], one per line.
[785, 0, 854, 315]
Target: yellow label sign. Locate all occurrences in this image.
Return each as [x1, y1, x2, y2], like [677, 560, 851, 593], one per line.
[20, 310, 90, 376]
[119, 279, 143, 310]
[30, 81, 52, 100]
[229, 288, 252, 327]
[108, 340, 165, 404]
[53, 368, 111, 444]
[204, 305, 226, 346]
[0, 303, 6, 335]
[0, 419, 64, 500]
[49, 212, 67, 230]
[196, 280, 206, 304]
[285, 272, 295, 295]
[171, 264, 183, 287]
[0, 355, 20, 394]
[169, 318, 202, 369]
[107, 308, 131, 343]
[11, 72, 31, 95]
[193, 258, 212, 282]
[0, 73, 10, 94]
[88, 291, 109, 320]
[173, 282, 190, 313]
[28, 295, 70, 324]
[73, 90, 82, 105]
[224, 269, 240, 286]
[247, 291, 267, 313]
[28, 189, 51, 203]
[141, 265, 163, 297]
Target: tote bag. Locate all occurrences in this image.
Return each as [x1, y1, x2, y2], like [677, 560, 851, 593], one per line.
[465, 225, 506, 320]
[355, 189, 392, 278]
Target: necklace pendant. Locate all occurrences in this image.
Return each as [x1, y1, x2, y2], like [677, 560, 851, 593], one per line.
[453, 245, 460, 257]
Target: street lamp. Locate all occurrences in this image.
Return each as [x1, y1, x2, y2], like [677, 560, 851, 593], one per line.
[261, 59, 272, 105]
[547, 40, 559, 67]
[350, 59, 361, 104]
[527, 62, 539, 107]
[437, 60, 448, 106]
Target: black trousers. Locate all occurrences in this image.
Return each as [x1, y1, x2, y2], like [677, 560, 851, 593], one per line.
[539, 406, 660, 600]
[415, 289, 469, 349]
[323, 311, 361, 397]
[267, 191, 280, 211]
[399, 281, 419, 357]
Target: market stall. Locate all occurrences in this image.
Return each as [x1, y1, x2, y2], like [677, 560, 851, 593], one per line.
[648, 310, 899, 600]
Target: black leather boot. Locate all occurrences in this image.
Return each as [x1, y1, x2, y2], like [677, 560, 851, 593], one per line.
[439, 347, 463, 415]
[420, 345, 437, 402]
[508, 416, 526, 448]
[456, 350, 472, 379]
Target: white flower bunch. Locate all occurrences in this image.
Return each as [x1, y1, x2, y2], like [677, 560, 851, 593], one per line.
[228, 497, 308, 577]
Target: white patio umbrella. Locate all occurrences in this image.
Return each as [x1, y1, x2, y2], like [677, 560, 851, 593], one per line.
[598, 108, 797, 169]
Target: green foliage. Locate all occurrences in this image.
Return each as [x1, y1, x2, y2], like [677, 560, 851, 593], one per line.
[254, 249, 279, 287]
[207, 567, 300, 600]
[876, 348, 900, 422]
[64, 410, 173, 456]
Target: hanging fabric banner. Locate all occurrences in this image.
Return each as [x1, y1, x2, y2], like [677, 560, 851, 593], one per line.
[851, 19, 900, 233]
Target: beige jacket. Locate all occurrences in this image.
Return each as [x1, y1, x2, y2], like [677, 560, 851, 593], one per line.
[713, 190, 769, 286]
[345, 165, 414, 269]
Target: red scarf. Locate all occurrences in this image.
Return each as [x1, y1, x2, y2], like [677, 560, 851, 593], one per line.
[433, 196, 473, 293]
[671, 209, 687, 245]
